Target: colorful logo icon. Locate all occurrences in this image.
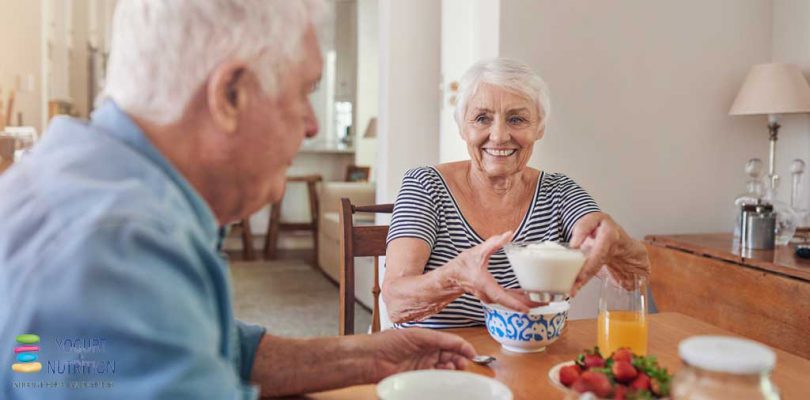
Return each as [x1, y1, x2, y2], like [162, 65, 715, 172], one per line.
[12, 334, 41, 373]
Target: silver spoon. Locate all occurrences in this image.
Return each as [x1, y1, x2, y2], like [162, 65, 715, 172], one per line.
[472, 355, 496, 365]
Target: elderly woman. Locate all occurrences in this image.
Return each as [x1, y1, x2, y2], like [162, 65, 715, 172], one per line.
[382, 58, 650, 329]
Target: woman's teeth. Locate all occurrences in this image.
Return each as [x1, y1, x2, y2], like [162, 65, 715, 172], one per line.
[484, 149, 517, 157]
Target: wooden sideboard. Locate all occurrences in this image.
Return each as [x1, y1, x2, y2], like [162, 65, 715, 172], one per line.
[645, 233, 810, 360]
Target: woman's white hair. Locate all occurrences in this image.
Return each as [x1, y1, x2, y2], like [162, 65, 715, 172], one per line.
[454, 58, 551, 132]
[102, 0, 325, 125]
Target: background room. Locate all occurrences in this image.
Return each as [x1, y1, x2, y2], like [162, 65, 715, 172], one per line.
[1, 0, 807, 338]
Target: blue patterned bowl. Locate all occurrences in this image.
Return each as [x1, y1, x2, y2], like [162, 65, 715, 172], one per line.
[483, 301, 570, 353]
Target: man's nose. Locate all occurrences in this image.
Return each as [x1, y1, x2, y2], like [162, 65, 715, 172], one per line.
[304, 103, 318, 138]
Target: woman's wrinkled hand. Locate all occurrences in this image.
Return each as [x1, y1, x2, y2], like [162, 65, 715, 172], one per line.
[569, 212, 650, 295]
[448, 231, 539, 313]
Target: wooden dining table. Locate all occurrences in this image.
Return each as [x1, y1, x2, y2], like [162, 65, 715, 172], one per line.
[288, 312, 810, 400]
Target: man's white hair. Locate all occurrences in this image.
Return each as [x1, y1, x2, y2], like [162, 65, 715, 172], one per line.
[454, 58, 551, 132]
[103, 0, 325, 125]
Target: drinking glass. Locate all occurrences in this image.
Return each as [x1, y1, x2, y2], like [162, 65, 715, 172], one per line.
[597, 274, 648, 356]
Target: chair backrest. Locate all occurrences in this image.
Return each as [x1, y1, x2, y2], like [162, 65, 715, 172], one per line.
[339, 198, 394, 335]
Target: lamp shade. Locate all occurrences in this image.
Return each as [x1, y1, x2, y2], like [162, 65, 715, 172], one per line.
[363, 117, 377, 138]
[729, 63, 810, 116]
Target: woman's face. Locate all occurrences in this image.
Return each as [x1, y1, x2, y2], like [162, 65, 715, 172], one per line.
[461, 83, 544, 178]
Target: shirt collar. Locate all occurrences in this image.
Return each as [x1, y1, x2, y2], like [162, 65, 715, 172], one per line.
[90, 100, 219, 245]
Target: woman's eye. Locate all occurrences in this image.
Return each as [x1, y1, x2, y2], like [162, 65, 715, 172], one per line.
[475, 115, 491, 123]
[508, 116, 527, 124]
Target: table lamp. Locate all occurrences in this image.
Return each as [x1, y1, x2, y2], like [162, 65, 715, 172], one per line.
[363, 117, 377, 139]
[729, 63, 810, 191]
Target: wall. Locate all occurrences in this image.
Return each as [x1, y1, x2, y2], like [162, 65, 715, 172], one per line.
[0, 0, 42, 131]
[372, 0, 442, 328]
[69, 0, 90, 119]
[376, 0, 441, 203]
[439, 0, 500, 163]
[498, 0, 773, 238]
[354, 0, 378, 174]
[772, 0, 810, 213]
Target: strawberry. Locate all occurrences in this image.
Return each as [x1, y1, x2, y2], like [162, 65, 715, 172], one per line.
[611, 360, 638, 383]
[613, 385, 627, 400]
[630, 372, 651, 391]
[581, 371, 613, 398]
[559, 364, 582, 387]
[611, 348, 633, 363]
[583, 353, 605, 369]
[576, 347, 605, 370]
[571, 377, 588, 393]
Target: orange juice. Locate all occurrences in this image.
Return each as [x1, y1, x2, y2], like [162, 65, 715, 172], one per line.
[597, 310, 648, 356]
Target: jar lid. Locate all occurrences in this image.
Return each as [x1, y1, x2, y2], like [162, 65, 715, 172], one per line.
[679, 336, 776, 374]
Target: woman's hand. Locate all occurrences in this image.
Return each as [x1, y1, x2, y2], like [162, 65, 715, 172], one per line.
[368, 328, 476, 382]
[569, 212, 650, 295]
[448, 231, 538, 313]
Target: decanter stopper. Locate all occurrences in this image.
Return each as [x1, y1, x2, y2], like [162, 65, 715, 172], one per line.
[790, 159, 805, 209]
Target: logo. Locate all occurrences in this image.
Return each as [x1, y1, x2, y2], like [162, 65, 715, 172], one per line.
[12, 334, 41, 373]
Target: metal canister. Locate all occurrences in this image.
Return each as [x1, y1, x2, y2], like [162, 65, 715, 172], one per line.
[740, 201, 776, 250]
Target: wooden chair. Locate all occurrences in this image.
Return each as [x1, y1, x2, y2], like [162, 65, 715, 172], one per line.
[339, 198, 394, 335]
[265, 175, 323, 265]
[234, 219, 256, 261]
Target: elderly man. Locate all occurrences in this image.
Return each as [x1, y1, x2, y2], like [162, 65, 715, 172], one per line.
[0, 1, 473, 399]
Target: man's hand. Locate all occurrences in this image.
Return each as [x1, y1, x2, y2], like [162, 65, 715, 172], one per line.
[251, 329, 475, 397]
[367, 328, 476, 382]
[569, 212, 650, 295]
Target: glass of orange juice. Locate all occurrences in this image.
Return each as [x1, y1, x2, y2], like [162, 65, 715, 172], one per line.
[597, 274, 648, 356]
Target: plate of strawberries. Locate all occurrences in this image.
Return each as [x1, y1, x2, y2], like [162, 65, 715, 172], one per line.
[548, 347, 672, 399]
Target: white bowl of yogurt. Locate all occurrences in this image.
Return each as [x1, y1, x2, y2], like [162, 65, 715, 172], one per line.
[503, 241, 586, 302]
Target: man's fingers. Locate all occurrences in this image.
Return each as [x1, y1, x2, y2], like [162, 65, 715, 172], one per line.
[439, 362, 456, 370]
[438, 350, 455, 364]
[450, 354, 468, 370]
[417, 329, 477, 359]
[435, 352, 468, 370]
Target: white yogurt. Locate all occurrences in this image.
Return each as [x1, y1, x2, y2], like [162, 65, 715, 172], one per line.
[504, 241, 586, 294]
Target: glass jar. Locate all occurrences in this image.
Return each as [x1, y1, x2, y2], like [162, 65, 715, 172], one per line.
[672, 336, 779, 400]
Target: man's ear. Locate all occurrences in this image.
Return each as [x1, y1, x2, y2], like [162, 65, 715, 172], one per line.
[207, 61, 249, 134]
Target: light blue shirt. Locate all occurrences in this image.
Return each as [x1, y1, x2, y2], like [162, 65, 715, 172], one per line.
[0, 101, 265, 399]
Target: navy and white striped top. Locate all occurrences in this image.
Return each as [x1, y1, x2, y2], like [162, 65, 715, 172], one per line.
[386, 166, 600, 329]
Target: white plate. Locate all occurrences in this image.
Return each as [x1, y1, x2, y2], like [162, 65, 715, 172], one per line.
[377, 370, 512, 400]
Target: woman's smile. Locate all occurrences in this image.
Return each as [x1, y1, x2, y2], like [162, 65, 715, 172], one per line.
[483, 148, 518, 157]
